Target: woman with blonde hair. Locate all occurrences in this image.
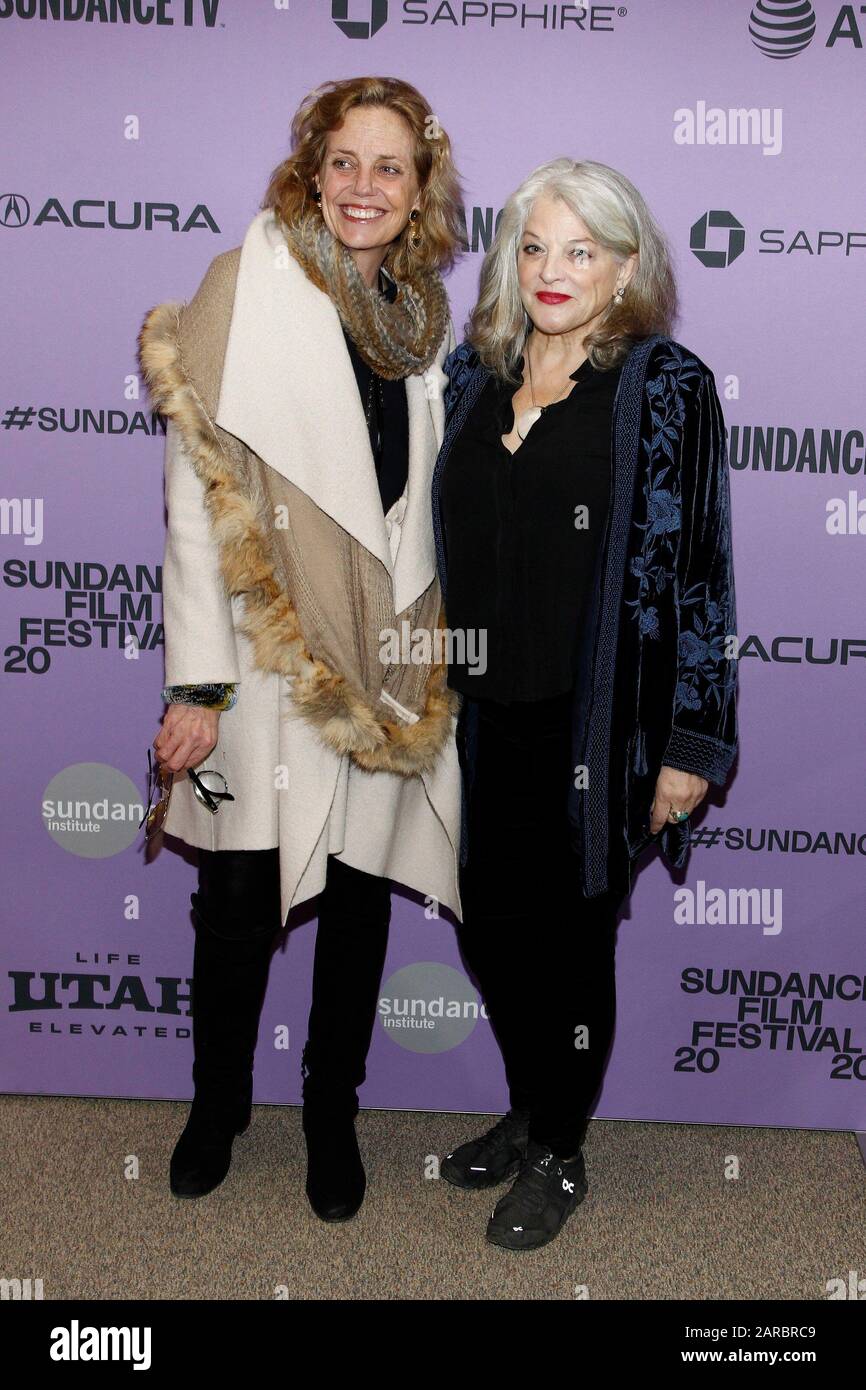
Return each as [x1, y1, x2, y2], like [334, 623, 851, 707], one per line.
[138, 76, 464, 1221]
[433, 158, 738, 1251]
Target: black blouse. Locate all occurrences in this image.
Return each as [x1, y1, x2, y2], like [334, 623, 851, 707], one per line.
[339, 269, 409, 516]
[440, 352, 623, 702]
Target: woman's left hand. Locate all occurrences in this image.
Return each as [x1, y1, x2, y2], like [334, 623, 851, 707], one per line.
[649, 765, 709, 835]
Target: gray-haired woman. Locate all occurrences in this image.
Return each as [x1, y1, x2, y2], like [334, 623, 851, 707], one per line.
[432, 159, 738, 1251]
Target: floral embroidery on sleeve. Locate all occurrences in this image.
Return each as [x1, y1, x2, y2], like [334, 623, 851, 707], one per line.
[622, 343, 739, 728]
[624, 344, 701, 641]
[674, 592, 732, 714]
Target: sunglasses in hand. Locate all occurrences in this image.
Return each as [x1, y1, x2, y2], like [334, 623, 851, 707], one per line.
[139, 746, 235, 841]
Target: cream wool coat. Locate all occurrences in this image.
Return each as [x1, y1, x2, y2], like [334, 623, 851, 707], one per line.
[156, 209, 462, 925]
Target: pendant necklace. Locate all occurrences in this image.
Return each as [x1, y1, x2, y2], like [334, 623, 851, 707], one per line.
[515, 348, 582, 441]
[364, 367, 384, 461]
[364, 268, 387, 461]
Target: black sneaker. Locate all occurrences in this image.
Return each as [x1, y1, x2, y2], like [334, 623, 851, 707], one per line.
[486, 1139, 588, 1251]
[441, 1109, 530, 1190]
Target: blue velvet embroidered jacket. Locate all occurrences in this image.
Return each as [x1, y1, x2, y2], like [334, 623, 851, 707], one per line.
[432, 334, 739, 900]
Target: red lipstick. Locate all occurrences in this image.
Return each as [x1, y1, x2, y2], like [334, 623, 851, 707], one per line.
[536, 292, 570, 304]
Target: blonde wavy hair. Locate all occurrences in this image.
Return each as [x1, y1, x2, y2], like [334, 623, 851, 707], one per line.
[262, 75, 464, 280]
[468, 158, 678, 382]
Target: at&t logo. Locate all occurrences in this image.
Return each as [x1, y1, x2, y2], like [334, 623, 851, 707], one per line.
[749, 0, 816, 58]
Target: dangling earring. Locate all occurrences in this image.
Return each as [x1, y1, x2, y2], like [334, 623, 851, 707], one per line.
[409, 207, 422, 250]
[312, 188, 322, 205]
[613, 284, 625, 304]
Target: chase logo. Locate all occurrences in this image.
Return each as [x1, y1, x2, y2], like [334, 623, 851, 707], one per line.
[690, 211, 746, 268]
[332, 0, 388, 39]
[748, 0, 816, 59]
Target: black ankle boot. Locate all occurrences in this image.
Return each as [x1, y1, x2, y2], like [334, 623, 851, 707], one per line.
[170, 896, 275, 1200]
[302, 1102, 366, 1222]
[300, 1042, 366, 1221]
[170, 1083, 252, 1200]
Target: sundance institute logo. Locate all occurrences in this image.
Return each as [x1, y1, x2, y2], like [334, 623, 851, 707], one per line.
[332, 0, 388, 39]
[42, 763, 144, 858]
[748, 0, 816, 59]
[378, 963, 488, 1053]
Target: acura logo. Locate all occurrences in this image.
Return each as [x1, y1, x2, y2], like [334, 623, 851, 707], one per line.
[0, 193, 30, 227]
[332, 0, 388, 39]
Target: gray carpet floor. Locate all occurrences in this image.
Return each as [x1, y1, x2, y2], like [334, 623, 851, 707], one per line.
[2, 1096, 864, 1300]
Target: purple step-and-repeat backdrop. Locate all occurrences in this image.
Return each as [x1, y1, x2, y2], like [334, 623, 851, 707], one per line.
[2, 0, 864, 1130]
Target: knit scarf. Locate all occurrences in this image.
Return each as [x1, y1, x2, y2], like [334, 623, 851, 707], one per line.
[278, 211, 449, 380]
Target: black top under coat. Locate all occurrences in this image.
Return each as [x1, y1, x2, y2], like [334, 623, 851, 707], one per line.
[440, 352, 623, 702]
[339, 268, 409, 517]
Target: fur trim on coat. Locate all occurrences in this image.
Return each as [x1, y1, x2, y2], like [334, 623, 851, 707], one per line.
[138, 280, 458, 778]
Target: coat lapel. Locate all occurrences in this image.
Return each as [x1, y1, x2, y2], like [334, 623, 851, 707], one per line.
[215, 210, 390, 573]
[393, 362, 445, 616]
[215, 208, 448, 613]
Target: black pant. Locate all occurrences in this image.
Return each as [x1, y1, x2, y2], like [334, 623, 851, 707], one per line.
[194, 848, 391, 1112]
[457, 689, 623, 1158]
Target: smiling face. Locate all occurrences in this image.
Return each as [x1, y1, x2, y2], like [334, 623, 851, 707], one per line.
[313, 104, 421, 286]
[517, 192, 637, 344]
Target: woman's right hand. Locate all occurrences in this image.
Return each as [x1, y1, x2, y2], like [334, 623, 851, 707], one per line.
[153, 704, 221, 774]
